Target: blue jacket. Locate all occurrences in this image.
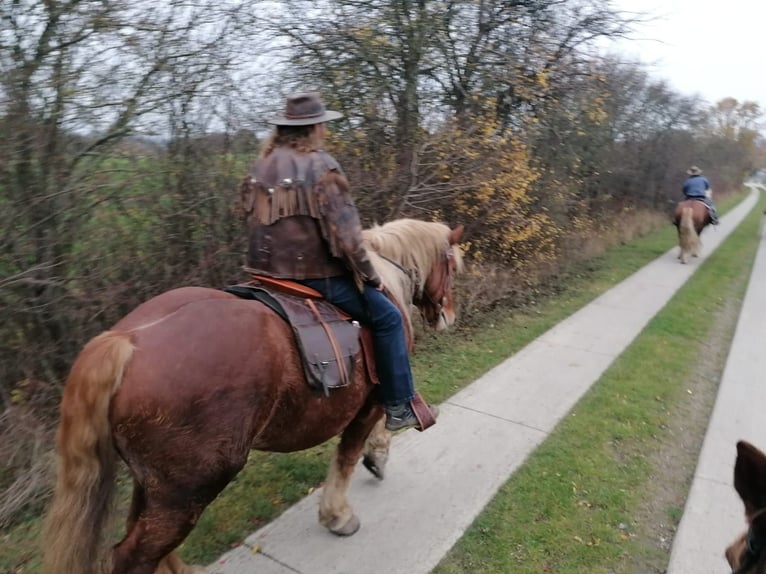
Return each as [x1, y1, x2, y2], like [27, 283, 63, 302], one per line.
[682, 175, 710, 198]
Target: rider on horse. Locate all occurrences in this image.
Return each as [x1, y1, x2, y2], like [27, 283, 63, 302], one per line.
[242, 92, 438, 432]
[682, 165, 719, 225]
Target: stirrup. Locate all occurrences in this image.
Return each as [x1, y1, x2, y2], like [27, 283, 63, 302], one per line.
[409, 392, 437, 431]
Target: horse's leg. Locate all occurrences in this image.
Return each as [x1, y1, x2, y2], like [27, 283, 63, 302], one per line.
[155, 552, 206, 574]
[112, 469, 240, 574]
[319, 401, 383, 536]
[676, 227, 685, 263]
[124, 480, 146, 537]
[112, 496, 198, 574]
[122, 484, 201, 573]
[362, 414, 390, 480]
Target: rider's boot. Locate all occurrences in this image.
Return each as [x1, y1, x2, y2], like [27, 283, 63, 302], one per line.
[385, 401, 439, 432]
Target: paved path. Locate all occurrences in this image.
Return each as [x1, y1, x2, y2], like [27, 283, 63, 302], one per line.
[208, 189, 760, 574]
[667, 184, 766, 574]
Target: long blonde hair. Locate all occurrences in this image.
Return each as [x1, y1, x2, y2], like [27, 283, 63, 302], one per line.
[259, 125, 324, 158]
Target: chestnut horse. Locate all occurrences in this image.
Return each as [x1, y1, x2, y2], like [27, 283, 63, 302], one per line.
[42, 218, 464, 574]
[726, 441, 766, 574]
[674, 199, 712, 264]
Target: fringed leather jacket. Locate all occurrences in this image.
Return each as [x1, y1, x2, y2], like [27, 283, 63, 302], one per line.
[240, 146, 381, 288]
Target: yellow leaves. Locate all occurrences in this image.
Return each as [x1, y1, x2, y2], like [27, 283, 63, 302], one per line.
[535, 70, 550, 90]
[328, 107, 567, 270]
[434, 117, 556, 265]
[583, 94, 608, 125]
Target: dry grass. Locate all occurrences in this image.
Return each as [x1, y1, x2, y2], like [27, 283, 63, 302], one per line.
[455, 208, 669, 324]
[560, 208, 669, 263]
[0, 408, 55, 529]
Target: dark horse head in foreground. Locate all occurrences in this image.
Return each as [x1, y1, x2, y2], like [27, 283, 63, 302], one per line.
[42, 218, 464, 574]
[726, 441, 766, 573]
[673, 199, 712, 264]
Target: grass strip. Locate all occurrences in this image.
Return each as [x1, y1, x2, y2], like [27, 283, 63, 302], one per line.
[432, 192, 765, 573]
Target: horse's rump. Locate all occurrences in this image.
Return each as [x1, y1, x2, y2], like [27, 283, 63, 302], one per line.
[674, 199, 711, 234]
[673, 199, 712, 264]
[110, 288, 372, 455]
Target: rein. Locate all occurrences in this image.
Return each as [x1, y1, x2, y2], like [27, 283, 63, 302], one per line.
[733, 509, 766, 574]
[372, 237, 457, 327]
[377, 254, 418, 288]
[417, 248, 454, 311]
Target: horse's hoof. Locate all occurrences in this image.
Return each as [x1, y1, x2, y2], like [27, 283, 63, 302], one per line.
[362, 454, 385, 480]
[329, 514, 361, 537]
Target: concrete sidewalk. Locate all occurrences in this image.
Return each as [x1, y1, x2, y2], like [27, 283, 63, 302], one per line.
[208, 190, 759, 574]
[667, 188, 766, 574]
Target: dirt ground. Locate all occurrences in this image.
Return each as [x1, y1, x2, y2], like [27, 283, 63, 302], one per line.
[623, 292, 745, 574]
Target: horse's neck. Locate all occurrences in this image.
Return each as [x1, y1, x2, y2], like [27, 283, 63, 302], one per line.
[368, 251, 416, 321]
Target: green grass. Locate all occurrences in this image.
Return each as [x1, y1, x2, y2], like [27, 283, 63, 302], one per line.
[0, 190, 751, 572]
[432, 191, 765, 573]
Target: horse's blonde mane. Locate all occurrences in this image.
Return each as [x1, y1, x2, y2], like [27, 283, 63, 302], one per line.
[365, 250, 416, 332]
[363, 218, 464, 310]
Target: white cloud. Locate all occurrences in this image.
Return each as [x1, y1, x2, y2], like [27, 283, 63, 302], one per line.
[610, 0, 766, 112]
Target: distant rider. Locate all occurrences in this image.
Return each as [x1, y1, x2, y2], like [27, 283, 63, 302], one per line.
[682, 166, 719, 225]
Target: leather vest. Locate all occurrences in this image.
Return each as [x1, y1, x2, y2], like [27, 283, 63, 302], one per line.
[241, 147, 347, 280]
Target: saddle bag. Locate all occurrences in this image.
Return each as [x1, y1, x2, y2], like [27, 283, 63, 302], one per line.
[224, 284, 361, 396]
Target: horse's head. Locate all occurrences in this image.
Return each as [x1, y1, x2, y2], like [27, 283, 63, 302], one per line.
[417, 225, 464, 331]
[363, 219, 464, 332]
[726, 441, 766, 574]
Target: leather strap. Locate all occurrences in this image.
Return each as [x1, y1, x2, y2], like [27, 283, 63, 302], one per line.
[306, 298, 349, 384]
[249, 273, 324, 299]
[410, 392, 436, 431]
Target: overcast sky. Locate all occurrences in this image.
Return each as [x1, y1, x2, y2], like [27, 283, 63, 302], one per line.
[610, 0, 766, 112]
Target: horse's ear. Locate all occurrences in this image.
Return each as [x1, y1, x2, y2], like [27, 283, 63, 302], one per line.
[734, 441, 766, 516]
[449, 224, 465, 245]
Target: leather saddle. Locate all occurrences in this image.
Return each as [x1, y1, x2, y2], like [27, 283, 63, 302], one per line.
[224, 275, 378, 396]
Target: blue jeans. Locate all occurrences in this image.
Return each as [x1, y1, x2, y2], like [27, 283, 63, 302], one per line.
[298, 276, 415, 406]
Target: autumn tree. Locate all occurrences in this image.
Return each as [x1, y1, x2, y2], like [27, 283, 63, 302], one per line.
[0, 0, 267, 409]
[258, 0, 639, 224]
[699, 98, 762, 188]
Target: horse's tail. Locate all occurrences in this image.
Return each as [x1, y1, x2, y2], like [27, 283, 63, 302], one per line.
[43, 331, 135, 574]
[679, 207, 697, 238]
[678, 206, 700, 263]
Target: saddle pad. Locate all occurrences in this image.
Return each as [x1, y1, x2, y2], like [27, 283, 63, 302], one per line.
[224, 285, 360, 395]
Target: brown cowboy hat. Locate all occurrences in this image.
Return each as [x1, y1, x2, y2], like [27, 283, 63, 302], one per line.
[687, 165, 702, 175]
[267, 92, 343, 126]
